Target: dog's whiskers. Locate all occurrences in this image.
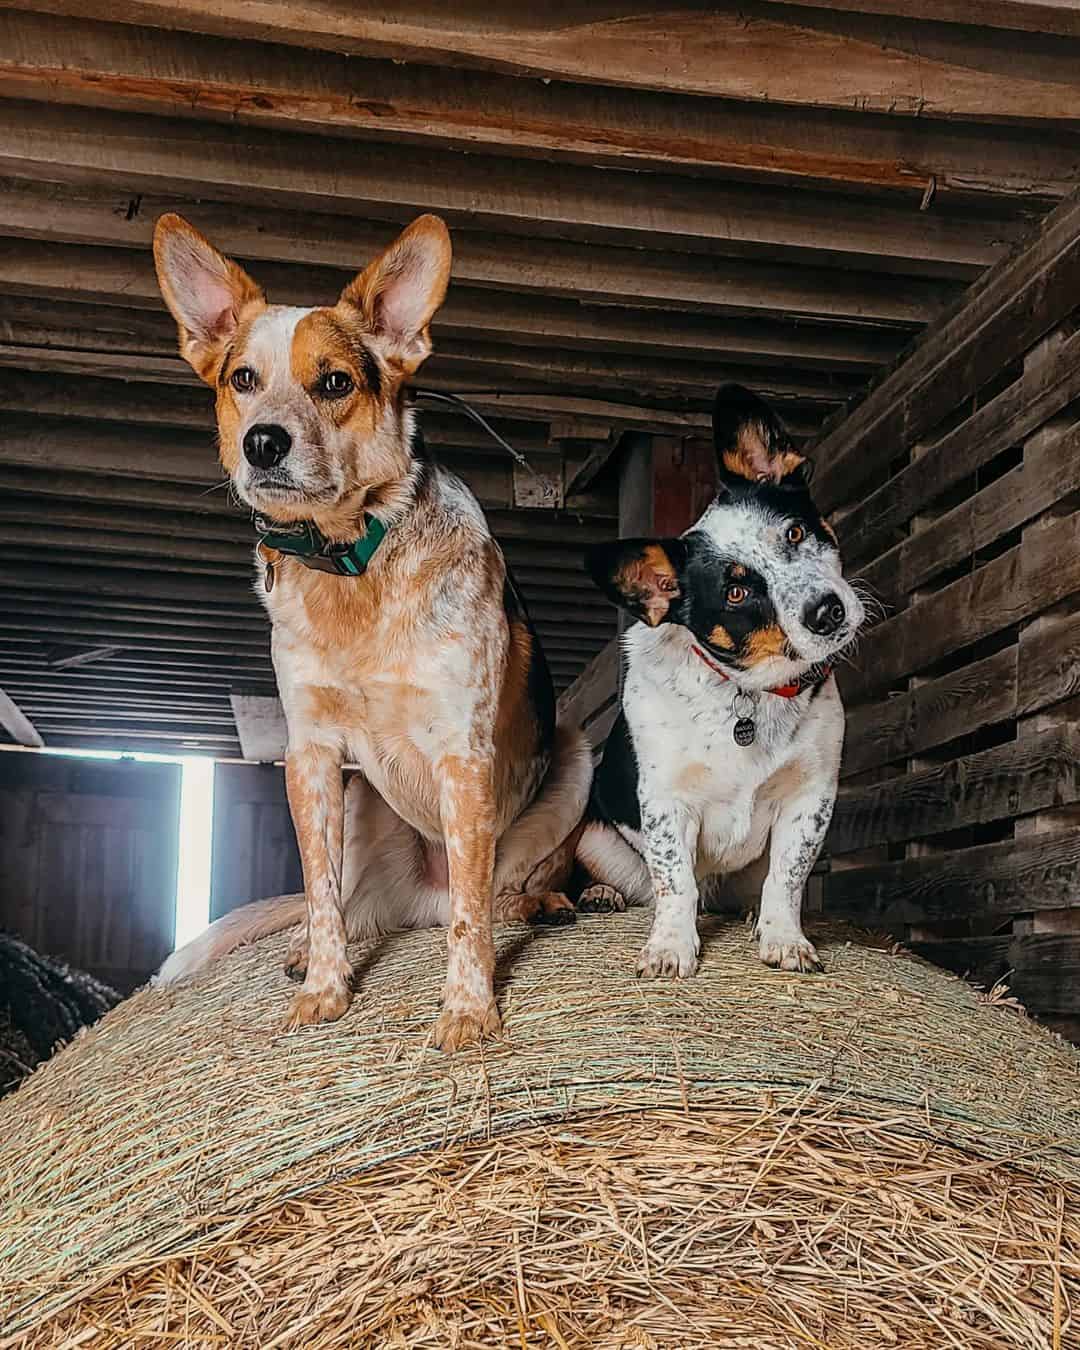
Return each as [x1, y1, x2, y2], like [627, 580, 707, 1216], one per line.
[197, 478, 234, 498]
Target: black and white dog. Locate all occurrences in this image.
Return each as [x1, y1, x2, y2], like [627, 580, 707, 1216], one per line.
[575, 385, 865, 980]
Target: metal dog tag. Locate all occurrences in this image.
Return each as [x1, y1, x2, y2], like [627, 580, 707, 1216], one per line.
[733, 717, 756, 747]
[732, 689, 757, 747]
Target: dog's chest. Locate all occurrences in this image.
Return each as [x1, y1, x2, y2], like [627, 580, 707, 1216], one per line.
[629, 673, 805, 871]
[269, 593, 488, 837]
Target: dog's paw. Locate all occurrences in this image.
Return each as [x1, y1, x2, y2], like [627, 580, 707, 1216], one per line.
[531, 891, 577, 926]
[432, 1002, 502, 1052]
[284, 981, 351, 1029]
[578, 884, 627, 915]
[496, 890, 576, 926]
[757, 930, 823, 974]
[636, 933, 700, 980]
[283, 940, 309, 983]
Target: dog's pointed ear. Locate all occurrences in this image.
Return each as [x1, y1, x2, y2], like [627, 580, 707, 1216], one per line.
[340, 214, 452, 375]
[586, 538, 687, 627]
[713, 383, 806, 487]
[153, 213, 263, 385]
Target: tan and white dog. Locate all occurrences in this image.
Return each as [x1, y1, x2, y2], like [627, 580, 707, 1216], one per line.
[152, 214, 591, 1050]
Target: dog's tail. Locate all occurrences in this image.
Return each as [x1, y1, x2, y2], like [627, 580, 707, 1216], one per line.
[153, 892, 306, 986]
[494, 725, 594, 894]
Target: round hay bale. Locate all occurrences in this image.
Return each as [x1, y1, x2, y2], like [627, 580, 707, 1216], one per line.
[1, 912, 1078, 1349]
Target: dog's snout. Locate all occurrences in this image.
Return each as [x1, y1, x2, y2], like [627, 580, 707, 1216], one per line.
[243, 423, 292, 469]
[803, 592, 846, 637]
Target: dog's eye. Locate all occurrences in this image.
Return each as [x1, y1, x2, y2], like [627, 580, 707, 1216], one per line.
[727, 584, 747, 605]
[786, 524, 806, 545]
[318, 370, 354, 398]
[230, 366, 257, 393]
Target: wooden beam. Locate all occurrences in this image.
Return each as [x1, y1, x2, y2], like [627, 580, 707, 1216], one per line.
[7, 2, 1080, 119]
[563, 434, 621, 500]
[0, 562, 255, 607]
[0, 654, 276, 684]
[766, 0, 1080, 40]
[45, 644, 123, 669]
[841, 510, 1080, 704]
[0, 686, 43, 746]
[0, 327, 860, 412]
[1, 10, 1076, 197]
[814, 187, 1080, 512]
[823, 828, 1080, 928]
[0, 188, 926, 366]
[0, 98, 1016, 277]
[846, 326, 1080, 574]
[0, 229, 954, 331]
[831, 726, 1080, 855]
[843, 647, 1018, 779]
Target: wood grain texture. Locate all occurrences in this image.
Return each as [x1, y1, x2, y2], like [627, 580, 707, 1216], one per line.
[0, 224, 953, 332]
[908, 933, 1080, 1015]
[814, 188, 1080, 510]
[831, 726, 1080, 855]
[2, 10, 1074, 196]
[844, 326, 1080, 573]
[841, 510, 1080, 703]
[0, 100, 1020, 279]
[6, 1, 1080, 118]
[823, 828, 1080, 927]
[842, 647, 1018, 778]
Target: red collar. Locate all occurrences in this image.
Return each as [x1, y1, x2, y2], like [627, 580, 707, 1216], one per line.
[690, 643, 829, 698]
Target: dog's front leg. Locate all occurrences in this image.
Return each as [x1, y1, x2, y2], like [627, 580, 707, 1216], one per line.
[637, 799, 701, 979]
[433, 755, 501, 1052]
[756, 786, 834, 974]
[284, 742, 350, 1027]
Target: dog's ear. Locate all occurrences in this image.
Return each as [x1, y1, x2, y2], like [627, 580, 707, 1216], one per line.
[153, 214, 263, 384]
[586, 538, 687, 627]
[340, 214, 452, 375]
[713, 384, 805, 487]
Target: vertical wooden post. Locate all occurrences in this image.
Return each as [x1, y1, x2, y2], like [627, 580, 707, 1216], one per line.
[616, 433, 653, 695]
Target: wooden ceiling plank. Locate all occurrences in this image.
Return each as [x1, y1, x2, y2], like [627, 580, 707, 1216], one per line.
[5, 1, 1079, 114]
[0, 326, 864, 405]
[0, 183, 925, 360]
[0, 9, 1074, 195]
[761, 0, 1080, 40]
[0, 228, 954, 329]
[0, 100, 1026, 277]
[814, 186, 1080, 510]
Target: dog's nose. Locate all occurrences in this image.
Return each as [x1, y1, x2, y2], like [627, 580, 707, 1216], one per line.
[804, 592, 846, 637]
[243, 423, 292, 469]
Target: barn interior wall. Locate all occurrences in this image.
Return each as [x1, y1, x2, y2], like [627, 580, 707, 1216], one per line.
[0, 750, 180, 991]
[819, 191, 1080, 1041]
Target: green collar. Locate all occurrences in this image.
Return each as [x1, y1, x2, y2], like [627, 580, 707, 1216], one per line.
[254, 512, 387, 579]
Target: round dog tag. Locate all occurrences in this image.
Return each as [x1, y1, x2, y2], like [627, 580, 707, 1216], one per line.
[733, 717, 756, 747]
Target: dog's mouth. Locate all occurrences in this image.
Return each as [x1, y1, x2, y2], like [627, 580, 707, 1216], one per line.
[242, 472, 339, 511]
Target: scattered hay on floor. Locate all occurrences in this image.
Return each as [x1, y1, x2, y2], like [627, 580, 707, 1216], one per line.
[1, 911, 1078, 1347]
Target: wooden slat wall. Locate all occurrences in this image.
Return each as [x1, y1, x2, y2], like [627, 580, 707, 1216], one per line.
[0, 750, 180, 991]
[821, 189, 1080, 1039]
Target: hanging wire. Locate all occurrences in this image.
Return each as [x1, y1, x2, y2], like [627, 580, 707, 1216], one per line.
[413, 389, 547, 483]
